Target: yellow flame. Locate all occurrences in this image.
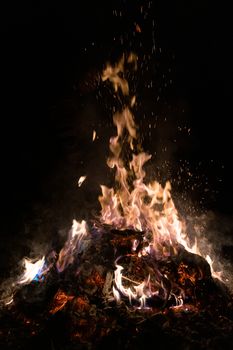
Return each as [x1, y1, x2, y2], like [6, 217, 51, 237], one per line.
[100, 54, 222, 306]
[102, 53, 137, 95]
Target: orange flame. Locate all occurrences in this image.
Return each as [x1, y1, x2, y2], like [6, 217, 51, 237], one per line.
[100, 53, 222, 306]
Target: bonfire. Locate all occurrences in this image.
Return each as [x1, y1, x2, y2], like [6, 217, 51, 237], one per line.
[0, 53, 232, 350]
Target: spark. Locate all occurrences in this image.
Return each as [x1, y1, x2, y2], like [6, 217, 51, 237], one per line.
[92, 130, 96, 141]
[78, 176, 87, 187]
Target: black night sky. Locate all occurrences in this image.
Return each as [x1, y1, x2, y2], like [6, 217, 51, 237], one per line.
[0, 1, 233, 273]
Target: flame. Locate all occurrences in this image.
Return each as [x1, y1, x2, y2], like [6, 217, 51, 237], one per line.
[100, 55, 191, 256]
[1, 256, 50, 306]
[18, 256, 46, 285]
[113, 261, 153, 308]
[206, 255, 222, 281]
[100, 54, 221, 307]
[3, 53, 224, 311]
[56, 220, 88, 272]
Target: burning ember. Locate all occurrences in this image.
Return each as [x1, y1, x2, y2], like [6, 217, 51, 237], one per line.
[1, 53, 233, 349]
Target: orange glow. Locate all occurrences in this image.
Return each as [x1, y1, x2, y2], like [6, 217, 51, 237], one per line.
[135, 24, 142, 33]
[74, 296, 90, 312]
[49, 290, 74, 314]
[86, 271, 105, 289]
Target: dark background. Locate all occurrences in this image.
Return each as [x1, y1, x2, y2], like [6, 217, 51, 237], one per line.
[0, 1, 233, 271]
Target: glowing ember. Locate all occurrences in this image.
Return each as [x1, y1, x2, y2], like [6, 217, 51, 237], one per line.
[50, 290, 74, 314]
